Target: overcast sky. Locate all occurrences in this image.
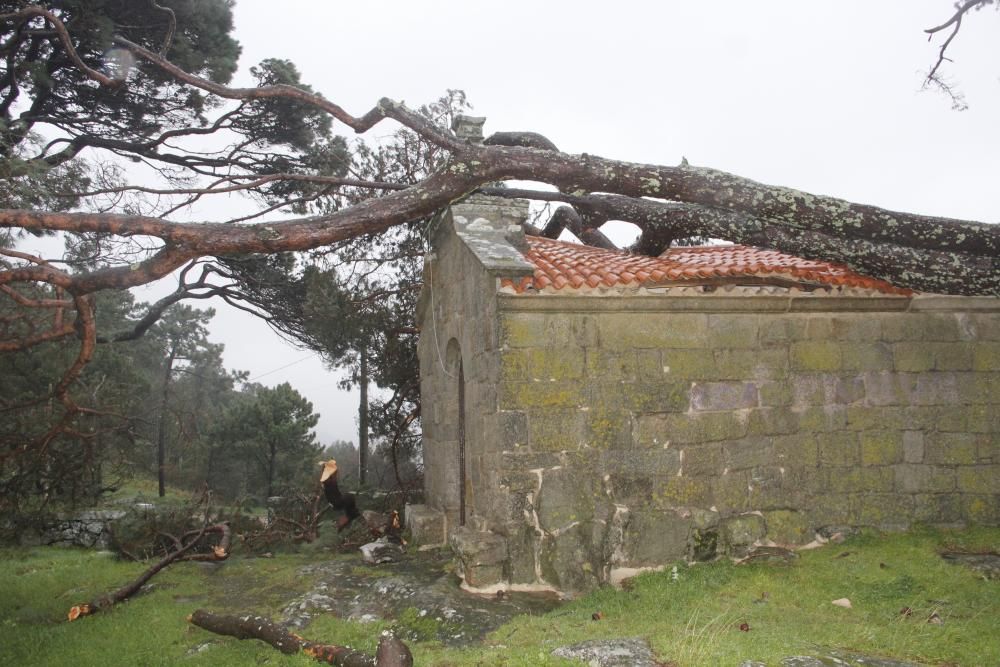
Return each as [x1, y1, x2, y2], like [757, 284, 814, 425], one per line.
[114, 1, 1000, 446]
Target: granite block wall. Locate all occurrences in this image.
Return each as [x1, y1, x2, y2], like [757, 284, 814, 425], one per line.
[490, 296, 1000, 591]
[416, 198, 534, 535]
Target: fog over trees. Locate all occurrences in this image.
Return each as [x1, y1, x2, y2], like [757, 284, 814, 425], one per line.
[1, 2, 997, 518]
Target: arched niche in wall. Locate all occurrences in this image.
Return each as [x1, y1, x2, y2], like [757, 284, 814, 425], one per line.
[444, 338, 467, 526]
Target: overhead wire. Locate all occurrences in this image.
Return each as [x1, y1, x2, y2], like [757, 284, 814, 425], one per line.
[246, 353, 317, 382]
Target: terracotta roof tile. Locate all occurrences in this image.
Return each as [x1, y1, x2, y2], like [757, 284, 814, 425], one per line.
[498, 236, 910, 295]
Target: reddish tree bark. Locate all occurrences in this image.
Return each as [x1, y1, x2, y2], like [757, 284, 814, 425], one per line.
[2, 3, 998, 463]
[188, 610, 413, 667]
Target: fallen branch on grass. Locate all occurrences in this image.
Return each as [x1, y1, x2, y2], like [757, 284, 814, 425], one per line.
[240, 490, 332, 552]
[188, 610, 413, 666]
[67, 522, 231, 621]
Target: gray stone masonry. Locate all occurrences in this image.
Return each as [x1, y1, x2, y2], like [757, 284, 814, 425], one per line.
[41, 509, 127, 548]
[449, 526, 508, 588]
[416, 191, 1000, 594]
[404, 504, 446, 547]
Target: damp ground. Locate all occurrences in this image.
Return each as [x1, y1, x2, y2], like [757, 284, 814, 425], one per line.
[2, 526, 999, 666]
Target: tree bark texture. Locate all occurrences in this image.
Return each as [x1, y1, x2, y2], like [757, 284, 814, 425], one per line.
[157, 342, 177, 498]
[188, 610, 413, 666]
[68, 522, 231, 621]
[266, 440, 277, 499]
[359, 344, 369, 486]
[4, 141, 996, 297]
[2, 8, 996, 304]
[2, 6, 998, 463]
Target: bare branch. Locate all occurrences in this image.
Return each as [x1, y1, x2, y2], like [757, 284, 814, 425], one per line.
[923, 0, 995, 109]
[114, 36, 464, 150]
[925, 0, 992, 35]
[61, 174, 407, 200]
[148, 0, 176, 55]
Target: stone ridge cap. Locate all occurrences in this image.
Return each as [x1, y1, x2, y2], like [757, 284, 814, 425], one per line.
[495, 290, 1000, 313]
[908, 295, 1000, 311]
[495, 291, 914, 314]
[453, 215, 535, 276]
[449, 199, 535, 277]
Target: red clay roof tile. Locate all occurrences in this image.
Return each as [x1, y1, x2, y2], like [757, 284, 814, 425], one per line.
[498, 236, 910, 295]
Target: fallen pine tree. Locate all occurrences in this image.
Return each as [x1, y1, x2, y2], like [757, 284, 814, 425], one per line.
[67, 521, 231, 621]
[188, 610, 413, 667]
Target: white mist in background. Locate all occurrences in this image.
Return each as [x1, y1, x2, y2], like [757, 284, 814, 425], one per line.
[104, 47, 136, 82]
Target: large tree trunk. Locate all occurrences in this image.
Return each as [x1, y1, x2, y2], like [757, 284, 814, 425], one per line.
[266, 440, 276, 499]
[157, 342, 177, 498]
[359, 343, 369, 486]
[2, 11, 998, 467]
[188, 610, 413, 666]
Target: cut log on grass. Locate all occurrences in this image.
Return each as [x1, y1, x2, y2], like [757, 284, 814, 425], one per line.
[188, 610, 413, 666]
[68, 522, 231, 621]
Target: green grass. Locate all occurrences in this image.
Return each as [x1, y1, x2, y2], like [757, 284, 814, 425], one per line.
[0, 547, 320, 666]
[1, 528, 998, 666]
[101, 475, 193, 505]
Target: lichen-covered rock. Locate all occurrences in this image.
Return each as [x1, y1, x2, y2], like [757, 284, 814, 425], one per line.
[690, 526, 719, 561]
[552, 638, 659, 667]
[505, 521, 540, 584]
[284, 551, 563, 645]
[535, 466, 599, 532]
[779, 649, 921, 666]
[722, 513, 766, 556]
[449, 527, 507, 588]
[404, 504, 445, 547]
[625, 509, 691, 566]
[41, 509, 126, 548]
[942, 551, 1000, 579]
[686, 507, 721, 561]
[762, 509, 812, 545]
[361, 537, 404, 564]
[540, 522, 599, 591]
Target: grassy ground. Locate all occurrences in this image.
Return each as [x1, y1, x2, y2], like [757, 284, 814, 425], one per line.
[1, 527, 997, 666]
[101, 476, 194, 505]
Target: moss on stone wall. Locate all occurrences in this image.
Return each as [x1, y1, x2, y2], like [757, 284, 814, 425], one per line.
[424, 261, 1000, 592]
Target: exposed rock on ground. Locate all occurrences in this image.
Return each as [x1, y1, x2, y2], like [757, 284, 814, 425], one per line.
[941, 551, 1000, 579]
[360, 537, 405, 565]
[279, 549, 561, 645]
[552, 638, 659, 667]
[776, 649, 922, 666]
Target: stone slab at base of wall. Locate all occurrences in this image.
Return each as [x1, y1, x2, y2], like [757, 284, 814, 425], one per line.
[449, 526, 508, 589]
[404, 504, 447, 548]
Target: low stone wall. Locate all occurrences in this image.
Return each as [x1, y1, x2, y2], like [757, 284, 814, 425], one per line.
[40, 509, 129, 548]
[485, 294, 1000, 591]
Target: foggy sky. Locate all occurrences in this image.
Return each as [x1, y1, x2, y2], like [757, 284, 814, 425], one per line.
[119, 1, 1000, 445]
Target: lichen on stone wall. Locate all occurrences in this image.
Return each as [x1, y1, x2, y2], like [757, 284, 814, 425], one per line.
[417, 195, 1000, 594]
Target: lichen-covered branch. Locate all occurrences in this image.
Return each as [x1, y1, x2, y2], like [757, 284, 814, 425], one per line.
[1, 5, 999, 470]
[479, 187, 1000, 295]
[6, 147, 997, 295]
[114, 36, 462, 152]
